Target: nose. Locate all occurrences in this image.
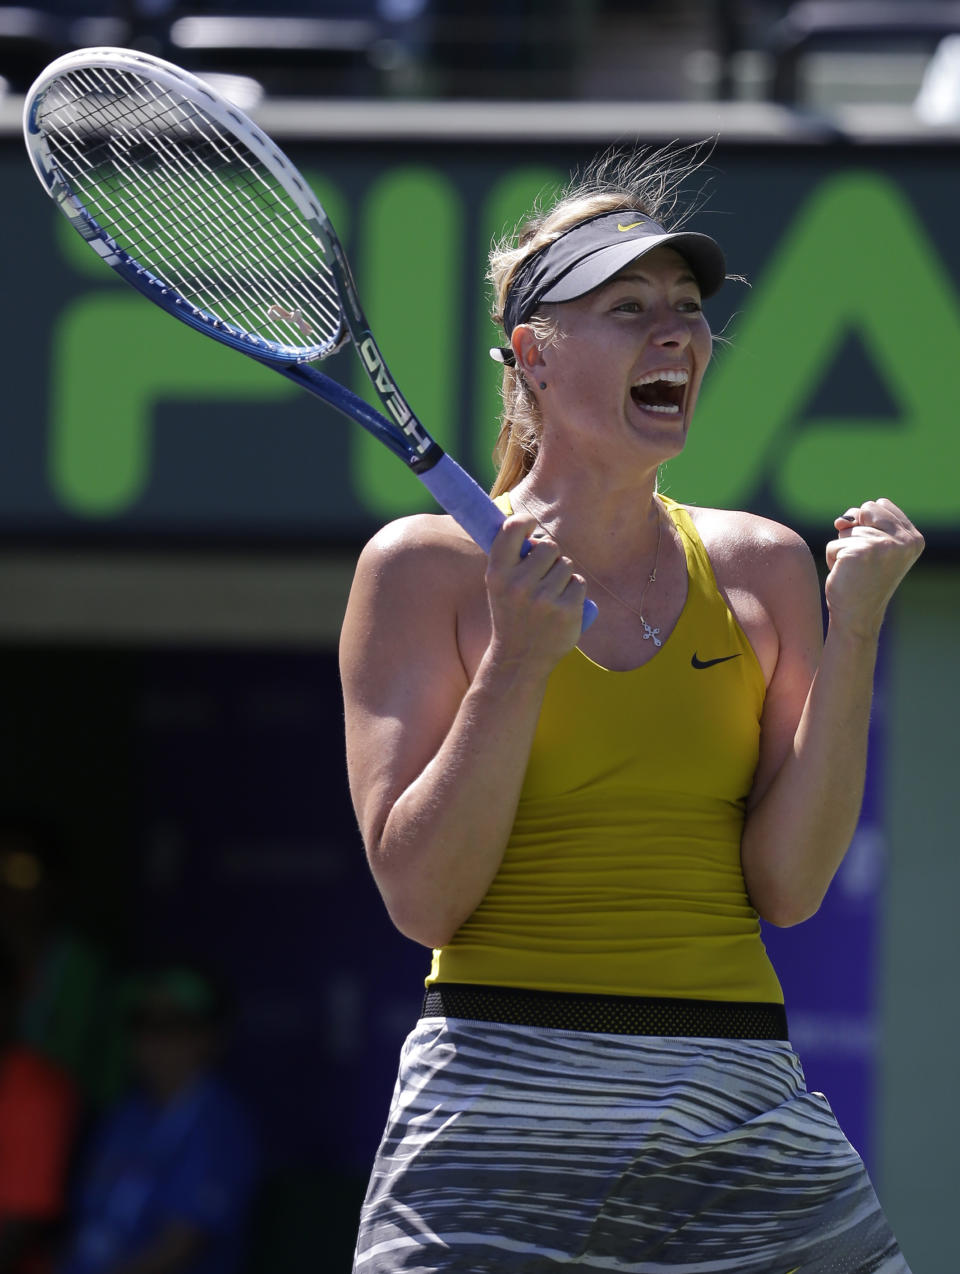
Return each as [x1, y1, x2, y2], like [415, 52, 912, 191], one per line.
[650, 309, 692, 349]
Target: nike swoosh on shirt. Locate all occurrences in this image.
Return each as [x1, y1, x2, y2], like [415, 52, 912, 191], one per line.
[691, 652, 742, 669]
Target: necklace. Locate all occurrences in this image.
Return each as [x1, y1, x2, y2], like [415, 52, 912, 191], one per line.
[514, 493, 665, 647]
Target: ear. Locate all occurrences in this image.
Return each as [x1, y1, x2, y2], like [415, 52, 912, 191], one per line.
[510, 324, 547, 386]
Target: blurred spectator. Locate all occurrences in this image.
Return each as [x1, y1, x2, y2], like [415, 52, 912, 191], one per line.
[0, 816, 125, 1110]
[56, 964, 259, 1274]
[0, 941, 79, 1274]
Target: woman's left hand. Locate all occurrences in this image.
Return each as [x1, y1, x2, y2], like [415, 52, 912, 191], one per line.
[825, 498, 924, 638]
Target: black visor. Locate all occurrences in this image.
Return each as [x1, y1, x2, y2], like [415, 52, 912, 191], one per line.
[492, 210, 726, 363]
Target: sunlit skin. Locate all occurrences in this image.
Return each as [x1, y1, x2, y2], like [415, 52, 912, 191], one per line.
[516, 246, 713, 477]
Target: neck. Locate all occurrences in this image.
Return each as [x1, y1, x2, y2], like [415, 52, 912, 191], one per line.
[513, 474, 668, 634]
[512, 463, 663, 565]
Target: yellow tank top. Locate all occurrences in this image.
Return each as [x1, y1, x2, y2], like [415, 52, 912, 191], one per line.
[427, 496, 783, 1004]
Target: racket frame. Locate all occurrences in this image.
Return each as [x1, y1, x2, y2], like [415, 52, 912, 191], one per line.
[23, 46, 597, 627]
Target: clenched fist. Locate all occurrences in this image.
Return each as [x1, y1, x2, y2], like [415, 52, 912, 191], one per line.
[826, 499, 924, 638]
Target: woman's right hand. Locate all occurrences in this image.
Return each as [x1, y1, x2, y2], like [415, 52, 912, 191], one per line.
[484, 515, 587, 672]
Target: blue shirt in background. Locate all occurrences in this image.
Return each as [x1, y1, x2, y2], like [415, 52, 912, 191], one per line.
[59, 1075, 259, 1274]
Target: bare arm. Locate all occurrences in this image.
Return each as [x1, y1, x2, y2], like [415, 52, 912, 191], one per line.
[339, 513, 586, 948]
[741, 499, 924, 926]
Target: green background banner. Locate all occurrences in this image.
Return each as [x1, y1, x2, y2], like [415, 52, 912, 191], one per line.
[3, 125, 958, 1271]
[4, 138, 960, 544]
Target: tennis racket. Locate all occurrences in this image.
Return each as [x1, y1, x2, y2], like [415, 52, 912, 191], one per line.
[23, 46, 597, 630]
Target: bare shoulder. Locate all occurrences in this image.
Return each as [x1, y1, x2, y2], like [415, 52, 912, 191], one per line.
[340, 511, 487, 672]
[357, 511, 484, 572]
[350, 511, 486, 604]
[679, 504, 822, 682]
[682, 504, 817, 587]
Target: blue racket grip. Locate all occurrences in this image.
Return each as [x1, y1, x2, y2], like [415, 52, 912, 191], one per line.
[418, 453, 598, 633]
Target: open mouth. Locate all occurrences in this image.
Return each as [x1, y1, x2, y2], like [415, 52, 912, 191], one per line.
[631, 369, 689, 416]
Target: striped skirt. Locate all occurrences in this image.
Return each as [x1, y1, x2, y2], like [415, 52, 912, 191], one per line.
[352, 1015, 911, 1273]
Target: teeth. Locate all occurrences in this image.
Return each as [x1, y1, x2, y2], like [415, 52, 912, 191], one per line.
[641, 403, 681, 414]
[634, 369, 689, 386]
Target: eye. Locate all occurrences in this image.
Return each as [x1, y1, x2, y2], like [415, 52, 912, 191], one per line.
[613, 299, 643, 313]
[677, 298, 703, 314]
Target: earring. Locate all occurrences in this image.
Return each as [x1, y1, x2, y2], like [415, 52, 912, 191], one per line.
[538, 381, 547, 390]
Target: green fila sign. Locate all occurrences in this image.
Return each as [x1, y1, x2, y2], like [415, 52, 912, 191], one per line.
[666, 169, 960, 523]
[15, 149, 960, 539]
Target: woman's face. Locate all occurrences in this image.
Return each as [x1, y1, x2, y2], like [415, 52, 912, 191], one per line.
[533, 245, 713, 464]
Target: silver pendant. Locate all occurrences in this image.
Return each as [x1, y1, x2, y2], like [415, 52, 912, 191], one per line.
[642, 620, 662, 647]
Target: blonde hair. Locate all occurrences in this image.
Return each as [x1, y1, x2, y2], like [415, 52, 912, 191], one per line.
[487, 143, 715, 497]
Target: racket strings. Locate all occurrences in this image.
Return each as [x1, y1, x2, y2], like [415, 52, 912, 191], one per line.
[104, 114, 316, 332]
[109, 99, 332, 328]
[36, 64, 344, 356]
[49, 72, 252, 289]
[98, 67, 342, 348]
[61, 66, 342, 345]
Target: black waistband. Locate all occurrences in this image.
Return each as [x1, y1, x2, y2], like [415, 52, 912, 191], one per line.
[421, 983, 789, 1040]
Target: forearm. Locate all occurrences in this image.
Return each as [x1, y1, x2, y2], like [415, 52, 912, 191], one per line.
[369, 650, 552, 947]
[741, 623, 878, 926]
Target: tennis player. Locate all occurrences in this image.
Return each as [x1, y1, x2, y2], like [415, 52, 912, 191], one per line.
[340, 149, 923, 1272]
